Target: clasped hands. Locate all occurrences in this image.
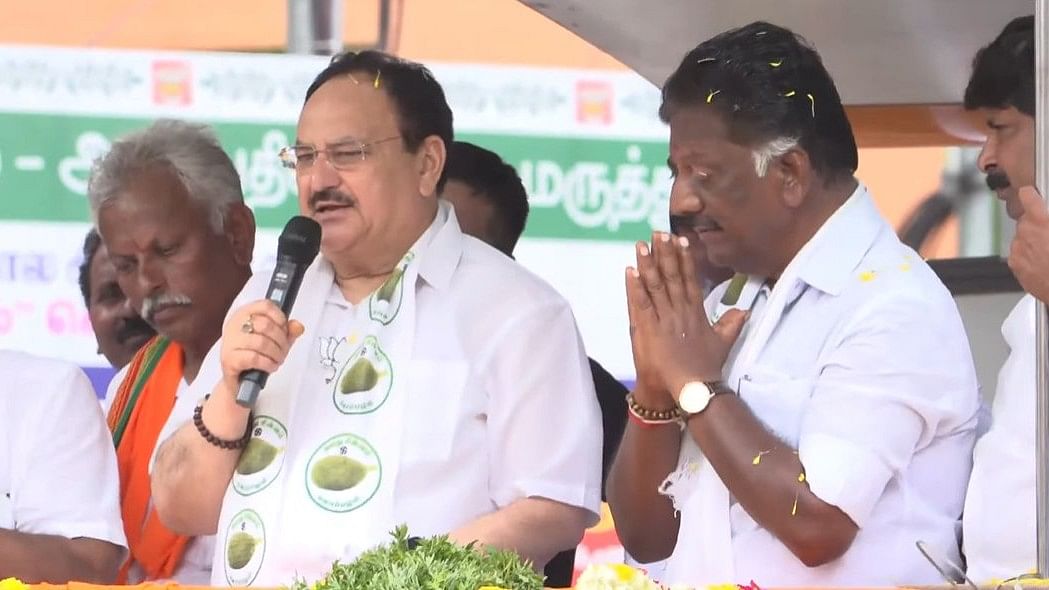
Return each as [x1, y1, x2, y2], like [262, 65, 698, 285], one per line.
[625, 232, 747, 409]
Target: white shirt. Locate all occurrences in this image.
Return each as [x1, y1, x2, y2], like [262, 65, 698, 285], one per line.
[103, 366, 216, 585]
[662, 185, 981, 586]
[158, 203, 603, 586]
[963, 294, 1036, 583]
[0, 351, 127, 551]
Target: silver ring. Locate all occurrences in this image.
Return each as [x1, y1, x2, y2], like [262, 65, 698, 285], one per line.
[241, 317, 255, 334]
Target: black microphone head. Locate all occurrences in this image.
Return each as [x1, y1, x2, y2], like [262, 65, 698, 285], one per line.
[277, 216, 322, 264]
[986, 170, 1012, 191]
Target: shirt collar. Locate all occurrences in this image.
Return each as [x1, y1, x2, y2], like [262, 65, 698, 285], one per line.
[785, 183, 886, 298]
[413, 199, 463, 291]
[320, 200, 462, 305]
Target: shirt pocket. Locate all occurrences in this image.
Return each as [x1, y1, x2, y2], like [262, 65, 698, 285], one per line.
[737, 368, 815, 447]
[400, 359, 472, 464]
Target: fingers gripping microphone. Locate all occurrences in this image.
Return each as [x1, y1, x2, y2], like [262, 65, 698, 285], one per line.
[235, 216, 322, 408]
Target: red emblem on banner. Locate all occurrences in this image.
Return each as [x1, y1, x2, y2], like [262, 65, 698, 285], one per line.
[152, 60, 193, 106]
[576, 80, 614, 125]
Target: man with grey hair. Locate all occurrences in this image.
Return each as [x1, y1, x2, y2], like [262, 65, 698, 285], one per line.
[88, 119, 256, 584]
[606, 21, 980, 587]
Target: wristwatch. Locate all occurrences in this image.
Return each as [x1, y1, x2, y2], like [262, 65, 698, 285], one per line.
[676, 380, 733, 417]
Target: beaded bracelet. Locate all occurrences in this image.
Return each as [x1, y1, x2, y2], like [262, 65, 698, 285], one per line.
[193, 395, 253, 451]
[626, 406, 679, 429]
[626, 392, 682, 423]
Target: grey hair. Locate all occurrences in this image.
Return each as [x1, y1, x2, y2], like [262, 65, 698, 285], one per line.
[752, 136, 799, 177]
[87, 119, 244, 232]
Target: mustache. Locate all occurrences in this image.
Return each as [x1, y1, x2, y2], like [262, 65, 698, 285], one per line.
[115, 315, 155, 345]
[987, 170, 1011, 191]
[309, 189, 355, 211]
[140, 293, 192, 324]
[669, 214, 721, 234]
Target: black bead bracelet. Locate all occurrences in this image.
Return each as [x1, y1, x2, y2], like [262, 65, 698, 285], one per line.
[193, 395, 253, 451]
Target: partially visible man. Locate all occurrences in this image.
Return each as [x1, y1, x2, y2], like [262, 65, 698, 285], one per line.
[441, 141, 530, 258]
[442, 139, 626, 587]
[79, 228, 156, 369]
[87, 120, 256, 584]
[0, 351, 126, 583]
[960, 14, 1042, 583]
[606, 21, 981, 587]
[441, 140, 735, 294]
[150, 51, 601, 587]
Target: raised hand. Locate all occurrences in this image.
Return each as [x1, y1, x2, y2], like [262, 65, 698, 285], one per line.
[626, 231, 747, 405]
[1009, 186, 1049, 304]
[219, 300, 305, 397]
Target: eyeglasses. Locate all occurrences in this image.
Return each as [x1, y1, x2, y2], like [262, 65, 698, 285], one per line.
[278, 136, 401, 171]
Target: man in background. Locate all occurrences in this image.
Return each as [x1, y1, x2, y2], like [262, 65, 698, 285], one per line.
[79, 228, 155, 369]
[960, 15, 1046, 583]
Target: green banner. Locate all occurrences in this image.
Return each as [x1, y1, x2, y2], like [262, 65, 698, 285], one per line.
[0, 112, 671, 241]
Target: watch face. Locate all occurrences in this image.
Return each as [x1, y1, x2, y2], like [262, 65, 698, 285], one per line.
[679, 382, 714, 414]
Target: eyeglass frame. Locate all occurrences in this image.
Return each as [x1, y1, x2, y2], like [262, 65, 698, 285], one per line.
[278, 135, 402, 172]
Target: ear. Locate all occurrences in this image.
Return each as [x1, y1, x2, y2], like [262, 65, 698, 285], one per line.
[416, 135, 447, 199]
[223, 203, 256, 266]
[776, 148, 812, 209]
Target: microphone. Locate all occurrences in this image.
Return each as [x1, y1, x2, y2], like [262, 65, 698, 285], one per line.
[986, 170, 1011, 191]
[235, 216, 322, 408]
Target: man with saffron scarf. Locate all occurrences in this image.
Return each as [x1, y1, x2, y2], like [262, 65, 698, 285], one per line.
[88, 120, 256, 584]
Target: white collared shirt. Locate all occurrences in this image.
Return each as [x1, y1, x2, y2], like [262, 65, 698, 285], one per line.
[157, 203, 603, 585]
[663, 185, 981, 586]
[963, 294, 1036, 583]
[0, 351, 127, 551]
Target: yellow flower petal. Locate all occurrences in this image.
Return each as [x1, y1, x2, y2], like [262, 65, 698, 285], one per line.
[0, 579, 28, 590]
[611, 562, 641, 581]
